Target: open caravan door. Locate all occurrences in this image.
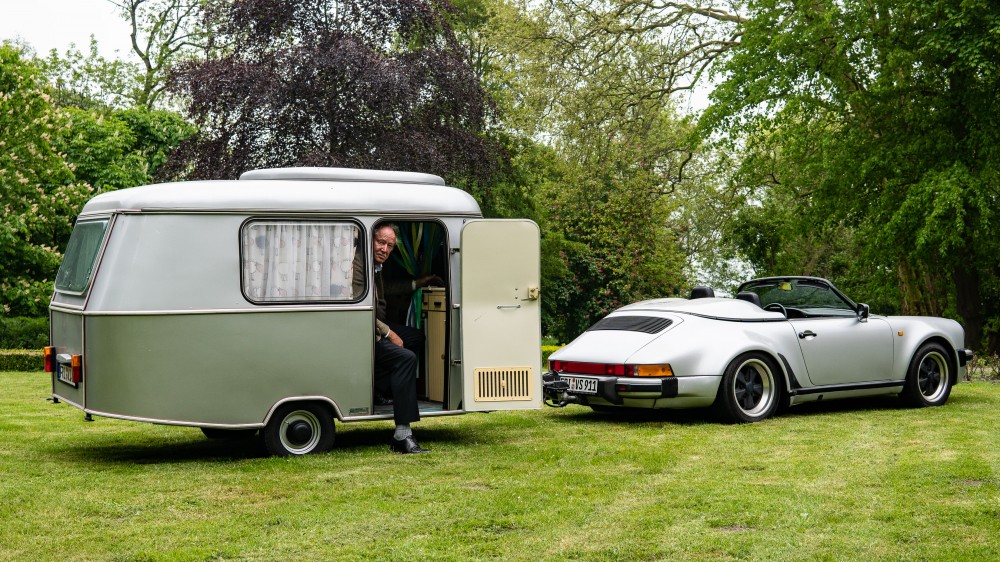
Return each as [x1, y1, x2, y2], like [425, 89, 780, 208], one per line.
[460, 219, 542, 412]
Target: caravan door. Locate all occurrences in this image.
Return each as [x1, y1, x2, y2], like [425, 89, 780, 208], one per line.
[460, 220, 542, 411]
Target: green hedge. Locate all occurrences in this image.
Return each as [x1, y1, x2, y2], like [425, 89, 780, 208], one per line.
[0, 350, 43, 372]
[542, 345, 563, 365]
[0, 317, 48, 349]
[2, 344, 565, 372]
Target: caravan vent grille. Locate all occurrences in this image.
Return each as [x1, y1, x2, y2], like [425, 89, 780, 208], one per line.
[474, 367, 534, 402]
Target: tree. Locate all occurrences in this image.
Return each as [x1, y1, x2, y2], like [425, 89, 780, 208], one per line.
[0, 42, 195, 317]
[40, 38, 140, 110]
[39, 0, 208, 111]
[56, 107, 195, 190]
[540, 140, 688, 340]
[450, 0, 743, 338]
[36, 33, 198, 189]
[702, 0, 1000, 351]
[165, 0, 499, 182]
[476, 0, 743, 138]
[0, 45, 92, 316]
[110, 0, 209, 108]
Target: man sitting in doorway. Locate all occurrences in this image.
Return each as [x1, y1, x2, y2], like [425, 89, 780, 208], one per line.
[354, 223, 435, 454]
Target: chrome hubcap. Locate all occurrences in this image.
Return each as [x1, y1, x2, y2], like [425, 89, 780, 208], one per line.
[279, 410, 321, 454]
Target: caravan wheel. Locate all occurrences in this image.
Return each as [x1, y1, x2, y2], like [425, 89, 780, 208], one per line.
[263, 403, 336, 456]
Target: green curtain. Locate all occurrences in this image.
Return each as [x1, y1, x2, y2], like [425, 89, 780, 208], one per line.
[390, 223, 444, 328]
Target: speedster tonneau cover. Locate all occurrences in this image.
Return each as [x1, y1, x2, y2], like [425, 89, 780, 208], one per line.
[553, 298, 786, 365]
[617, 298, 786, 322]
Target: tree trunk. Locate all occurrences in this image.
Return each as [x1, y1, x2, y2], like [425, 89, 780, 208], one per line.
[898, 258, 945, 317]
[953, 264, 984, 352]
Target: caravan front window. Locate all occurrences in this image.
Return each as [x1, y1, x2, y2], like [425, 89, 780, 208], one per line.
[241, 220, 362, 303]
[54, 218, 110, 294]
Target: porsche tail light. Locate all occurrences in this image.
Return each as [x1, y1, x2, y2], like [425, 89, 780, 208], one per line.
[550, 360, 673, 377]
[636, 364, 673, 377]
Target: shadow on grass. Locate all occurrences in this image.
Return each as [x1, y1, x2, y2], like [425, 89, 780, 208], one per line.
[43, 387, 982, 464]
[47, 423, 485, 465]
[545, 388, 978, 427]
[334, 424, 486, 450]
[780, 394, 906, 417]
[546, 404, 716, 426]
[781, 388, 987, 416]
[51, 434, 271, 464]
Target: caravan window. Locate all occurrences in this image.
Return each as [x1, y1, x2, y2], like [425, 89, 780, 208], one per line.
[54, 218, 110, 294]
[241, 220, 362, 304]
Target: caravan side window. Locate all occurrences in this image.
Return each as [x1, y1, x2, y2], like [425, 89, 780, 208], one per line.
[54, 218, 110, 294]
[241, 220, 362, 304]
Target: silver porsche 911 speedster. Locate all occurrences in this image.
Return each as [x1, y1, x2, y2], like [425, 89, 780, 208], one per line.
[542, 277, 974, 422]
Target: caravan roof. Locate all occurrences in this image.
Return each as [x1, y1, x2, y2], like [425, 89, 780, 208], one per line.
[78, 167, 482, 217]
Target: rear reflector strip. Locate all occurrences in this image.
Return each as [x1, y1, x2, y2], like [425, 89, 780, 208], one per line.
[550, 361, 635, 377]
[550, 360, 674, 378]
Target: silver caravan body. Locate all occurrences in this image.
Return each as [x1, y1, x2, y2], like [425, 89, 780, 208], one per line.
[47, 168, 542, 454]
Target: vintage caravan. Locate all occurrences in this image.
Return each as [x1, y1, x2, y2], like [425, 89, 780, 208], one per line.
[45, 167, 542, 455]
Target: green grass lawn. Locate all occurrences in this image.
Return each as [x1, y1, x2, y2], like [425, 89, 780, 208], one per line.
[2, 372, 1000, 561]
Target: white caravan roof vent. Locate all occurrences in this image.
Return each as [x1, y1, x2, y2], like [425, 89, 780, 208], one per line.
[239, 167, 445, 186]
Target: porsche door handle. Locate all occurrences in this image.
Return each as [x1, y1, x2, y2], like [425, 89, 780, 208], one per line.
[798, 330, 817, 339]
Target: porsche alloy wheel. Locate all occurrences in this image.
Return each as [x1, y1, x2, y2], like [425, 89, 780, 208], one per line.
[715, 353, 781, 423]
[901, 343, 952, 407]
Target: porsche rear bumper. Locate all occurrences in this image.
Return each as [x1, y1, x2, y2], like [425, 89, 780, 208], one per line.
[958, 348, 974, 367]
[542, 371, 720, 408]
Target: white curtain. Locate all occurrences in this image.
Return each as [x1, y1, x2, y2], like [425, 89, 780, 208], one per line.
[242, 222, 358, 302]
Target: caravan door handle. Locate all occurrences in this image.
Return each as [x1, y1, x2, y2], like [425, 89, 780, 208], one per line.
[497, 304, 521, 310]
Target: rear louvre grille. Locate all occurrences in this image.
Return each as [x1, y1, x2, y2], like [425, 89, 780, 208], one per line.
[473, 367, 534, 402]
[588, 316, 673, 334]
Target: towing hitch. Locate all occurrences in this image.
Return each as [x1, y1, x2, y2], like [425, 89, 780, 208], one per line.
[542, 370, 579, 408]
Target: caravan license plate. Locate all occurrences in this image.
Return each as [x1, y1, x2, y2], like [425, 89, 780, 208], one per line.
[56, 363, 75, 387]
[564, 376, 598, 395]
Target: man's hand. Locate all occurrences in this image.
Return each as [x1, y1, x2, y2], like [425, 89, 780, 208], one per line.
[387, 330, 404, 347]
[416, 274, 444, 288]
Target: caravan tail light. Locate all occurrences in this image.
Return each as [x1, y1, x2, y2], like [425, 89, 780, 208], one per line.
[70, 354, 83, 384]
[43, 347, 56, 373]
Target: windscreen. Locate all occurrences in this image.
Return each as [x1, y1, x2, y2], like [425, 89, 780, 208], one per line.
[54, 219, 110, 293]
[743, 279, 854, 314]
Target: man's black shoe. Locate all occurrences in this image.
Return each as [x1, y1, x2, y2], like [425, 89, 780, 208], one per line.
[390, 435, 430, 454]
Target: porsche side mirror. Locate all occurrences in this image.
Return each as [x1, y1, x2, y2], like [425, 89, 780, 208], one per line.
[857, 303, 870, 323]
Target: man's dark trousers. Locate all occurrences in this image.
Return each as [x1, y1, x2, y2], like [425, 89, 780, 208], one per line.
[374, 338, 420, 425]
[387, 322, 424, 356]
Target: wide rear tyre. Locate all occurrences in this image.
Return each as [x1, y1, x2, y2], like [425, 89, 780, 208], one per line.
[714, 352, 782, 423]
[900, 342, 952, 407]
[263, 402, 336, 456]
